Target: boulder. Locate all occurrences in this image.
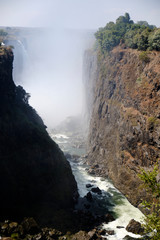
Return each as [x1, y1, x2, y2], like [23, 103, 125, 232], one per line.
[92, 164, 99, 169]
[21, 217, 40, 235]
[86, 184, 93, 188]
[88, 169, 96, 175]
[97, 229, 107, 235]
[91, 187, 102, 195]
[88, 229, 97, 238]
[9, 222, 18, 229]
[85, 192, 93, 202]
[126, 219, 144, 234]
[105, 230, 115, 235]
[101, 213, 115, 223]
[71, 230, 91, 240]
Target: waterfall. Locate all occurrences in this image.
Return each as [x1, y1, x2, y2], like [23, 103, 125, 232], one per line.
[5, 38, 29, 85]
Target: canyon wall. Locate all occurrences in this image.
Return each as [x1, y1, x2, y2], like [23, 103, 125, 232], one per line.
[0, 47, 78, 225]
[85, 45, 160, 207]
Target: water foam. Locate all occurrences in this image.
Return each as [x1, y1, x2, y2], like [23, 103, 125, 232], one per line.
[51, 132, 144, 240]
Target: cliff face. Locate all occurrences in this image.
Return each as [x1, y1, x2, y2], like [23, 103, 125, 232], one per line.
[86, 46, 160, 207]
[0, 47, 78, 224]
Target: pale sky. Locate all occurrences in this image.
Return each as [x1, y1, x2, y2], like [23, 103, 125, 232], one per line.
[0, 0, 160, 29]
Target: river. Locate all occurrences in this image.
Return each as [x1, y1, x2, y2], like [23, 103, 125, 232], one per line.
[50, 130, 144, 240]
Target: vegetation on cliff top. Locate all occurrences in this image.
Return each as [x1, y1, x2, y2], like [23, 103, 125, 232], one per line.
[95, 13, 160, 53]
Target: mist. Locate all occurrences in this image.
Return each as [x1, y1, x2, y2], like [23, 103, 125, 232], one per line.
[14, 29, 93, 127]
[1, 0, 160, 128]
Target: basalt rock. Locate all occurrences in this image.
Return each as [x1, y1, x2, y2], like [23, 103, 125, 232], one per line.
[91, 187, 102, 195]
[86, 183, 93, 188]
[85, 46, 160, 207]
[0, 47, 78, 225]
[126, 219, 144, 234]
[85, 192, 93, 202]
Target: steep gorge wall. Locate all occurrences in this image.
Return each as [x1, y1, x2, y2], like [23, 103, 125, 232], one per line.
[0, 47, 78, 225]
[85, 46, 160, 207]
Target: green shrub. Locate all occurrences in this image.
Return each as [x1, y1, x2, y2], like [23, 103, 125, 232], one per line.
[95, 13, 159, 54]
[138, 164, 160, 240]
[148, 29, 160, 51]
[136, 77, 142, 84]
[95, 13, 133, 52]
[11, 232, 19, 239]
[148, 116, 159, 130]
[136, 29, 151, 50]
[139, 51, 150, 63]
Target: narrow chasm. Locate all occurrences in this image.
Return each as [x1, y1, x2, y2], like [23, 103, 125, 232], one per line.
[2, 13, 160, 238]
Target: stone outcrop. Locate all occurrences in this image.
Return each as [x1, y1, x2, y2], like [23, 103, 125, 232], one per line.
[126, 219, 144, 234]
[0, 47, 78, 225]
[85, 45, 160, 206]
[0, 218, 108, 240]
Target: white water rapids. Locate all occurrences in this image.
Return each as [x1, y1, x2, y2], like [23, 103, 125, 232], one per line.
[50, 132, 144, 240]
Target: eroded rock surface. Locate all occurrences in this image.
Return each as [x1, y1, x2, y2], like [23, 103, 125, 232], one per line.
[85, 46, 160, 206]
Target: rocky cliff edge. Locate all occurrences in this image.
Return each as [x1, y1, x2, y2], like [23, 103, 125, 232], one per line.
[0, 47, 78, 226]
[85, 45, 160, 207]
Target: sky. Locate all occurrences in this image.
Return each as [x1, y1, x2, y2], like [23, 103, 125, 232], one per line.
[0, 0, 160, 29]
[1, 0, 160, 128]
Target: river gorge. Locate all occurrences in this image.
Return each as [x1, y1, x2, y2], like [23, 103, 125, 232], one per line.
[0, 12, 160, 239]
[50, 128, 144, 240]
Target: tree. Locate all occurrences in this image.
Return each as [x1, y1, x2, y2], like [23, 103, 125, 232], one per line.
[116, 12, 131, 24]
[138, 164, 160, 240]
[104, 21, 115, 30]
[125, 29, 138, 48]
[94, 13, 158, 54]
[125, 12, 130, 23]
[16, 85, 30, 104]
[148, 29, 160, 51]
[136, 28, 151, 50]
[137, 21, 156, 30]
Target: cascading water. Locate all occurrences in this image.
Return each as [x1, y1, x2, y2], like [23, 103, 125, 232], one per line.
[5, 37, 29, 85]
[17, 40, 28, 57]
[50, 129, 144, 240]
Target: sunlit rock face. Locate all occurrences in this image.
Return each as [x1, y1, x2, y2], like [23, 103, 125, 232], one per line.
[85, 45, 160, 207]
[0, 47, 78, 225]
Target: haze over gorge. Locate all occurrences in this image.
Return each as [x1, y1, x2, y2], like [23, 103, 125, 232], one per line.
[0, 1, 160, 240]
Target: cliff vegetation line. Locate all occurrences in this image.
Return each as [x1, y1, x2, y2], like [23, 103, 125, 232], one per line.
[95, 13, 160, 53]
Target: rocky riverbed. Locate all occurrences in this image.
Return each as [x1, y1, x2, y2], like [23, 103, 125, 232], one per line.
[0, 215, 147, 240]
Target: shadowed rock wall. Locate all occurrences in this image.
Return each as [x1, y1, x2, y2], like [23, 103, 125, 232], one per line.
[0, 47, 78, 225]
